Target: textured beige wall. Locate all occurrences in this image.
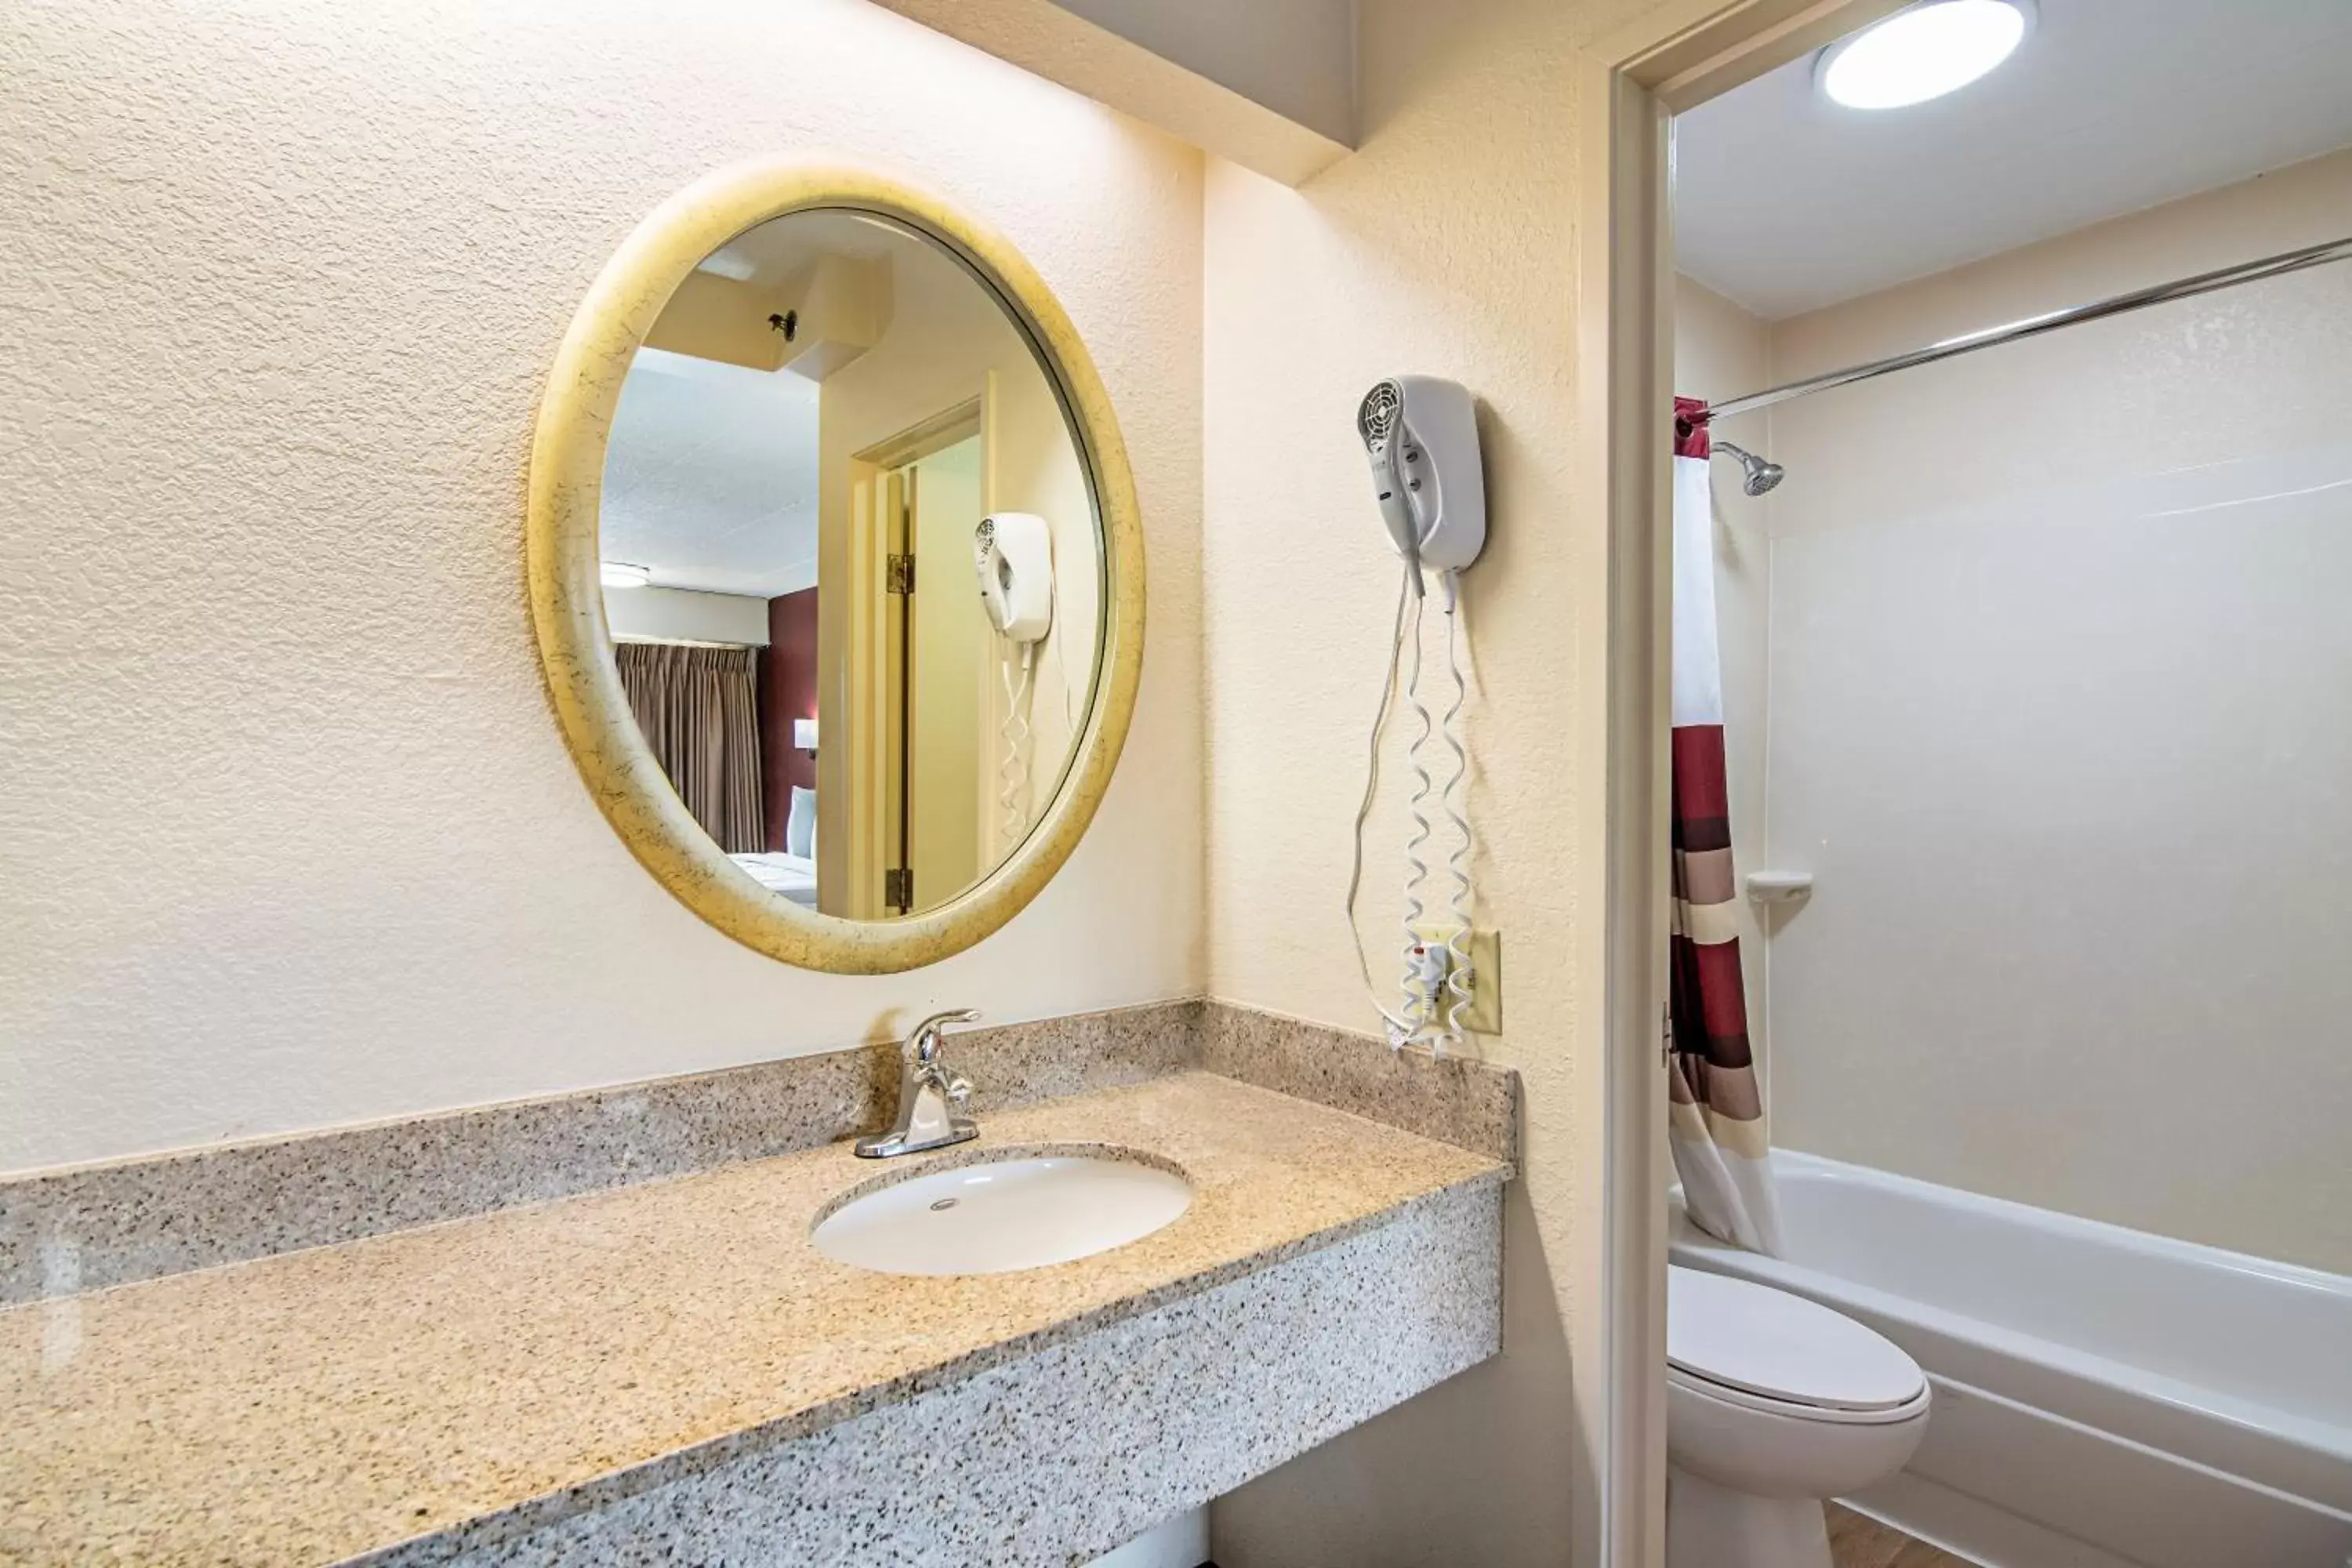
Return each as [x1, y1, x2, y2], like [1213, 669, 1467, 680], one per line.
[1202, 0, 1674, 1561]
[0, 0, 1203, 1172]
[1752, 148, 2352, 1272]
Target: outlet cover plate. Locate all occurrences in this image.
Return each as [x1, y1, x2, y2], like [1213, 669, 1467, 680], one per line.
[1408, 925, 1502, 1036]
[1461, 927, 1501, 1034]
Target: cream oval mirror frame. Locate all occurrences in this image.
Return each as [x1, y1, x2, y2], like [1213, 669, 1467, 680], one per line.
[526, 158, 1145, 975]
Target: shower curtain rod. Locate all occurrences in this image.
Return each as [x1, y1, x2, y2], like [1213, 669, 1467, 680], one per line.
[1702, 232, 2352, 423]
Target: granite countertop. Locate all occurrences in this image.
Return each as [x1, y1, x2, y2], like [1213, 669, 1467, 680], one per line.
[0, 1072, 1504, 1566]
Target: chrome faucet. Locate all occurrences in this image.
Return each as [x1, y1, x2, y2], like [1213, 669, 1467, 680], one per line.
[855, 1008, 982, 1158]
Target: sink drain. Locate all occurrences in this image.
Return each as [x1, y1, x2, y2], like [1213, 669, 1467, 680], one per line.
[929, 1197, 960, 1211]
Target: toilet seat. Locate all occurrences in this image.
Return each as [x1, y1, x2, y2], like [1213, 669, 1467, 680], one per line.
[1668, 1266, 1927, 1426]
[1668, 1362, 1930, 1425]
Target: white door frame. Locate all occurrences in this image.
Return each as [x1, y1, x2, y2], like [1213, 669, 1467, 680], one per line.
[1573, 3, 1910, 1563]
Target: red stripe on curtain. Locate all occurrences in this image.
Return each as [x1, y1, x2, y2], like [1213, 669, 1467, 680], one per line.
[1689, 942, 1752, 1058]
[1674, 394, 1712, 460]
[1671, 723, 1732, 833]
[1668, 707, 1753, 1076]
[1668, 926, 1755, 1066]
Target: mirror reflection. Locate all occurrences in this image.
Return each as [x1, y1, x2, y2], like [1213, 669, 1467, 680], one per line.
[600, 210, 1102, 920]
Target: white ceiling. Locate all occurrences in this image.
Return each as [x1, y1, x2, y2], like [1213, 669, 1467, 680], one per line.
[1673, 0, 2352, 320]
[601, 347, 821, 598]
[699, 209, 906, 289]
[601, 212, 915, 601]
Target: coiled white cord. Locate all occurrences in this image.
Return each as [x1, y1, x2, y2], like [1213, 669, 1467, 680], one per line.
[999, 643, 1035, 847]
[1399, 580, 1437, 1044]
[1347, 565, 1425, 1047]
[1435, 569, 1473, 1056]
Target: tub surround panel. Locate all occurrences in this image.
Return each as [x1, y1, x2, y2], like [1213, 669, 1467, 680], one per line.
[1755, 151, 2352, 1274]
[1, 1074, 1504, 1566]
[0, 1000, 1200, 1305]
[416, 1182, 1500, 1568]
[1199, 1003, 1519, 1169]
[0, 999, 1516, 1305]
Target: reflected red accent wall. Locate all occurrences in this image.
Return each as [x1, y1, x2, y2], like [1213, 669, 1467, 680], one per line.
[759, 587, 819, 852]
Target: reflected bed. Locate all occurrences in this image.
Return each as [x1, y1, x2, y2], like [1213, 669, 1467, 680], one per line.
[731, 851, 816, 907]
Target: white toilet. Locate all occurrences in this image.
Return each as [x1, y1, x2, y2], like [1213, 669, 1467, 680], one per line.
[1666, 1266, 1932, 1568]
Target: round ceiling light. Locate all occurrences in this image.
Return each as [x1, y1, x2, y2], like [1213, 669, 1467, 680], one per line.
[1818, 0, 2032, 111]
[599, 561, 652, 590]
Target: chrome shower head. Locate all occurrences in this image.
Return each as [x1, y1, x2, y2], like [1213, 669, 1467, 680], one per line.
[1715, 441, 1784, 496]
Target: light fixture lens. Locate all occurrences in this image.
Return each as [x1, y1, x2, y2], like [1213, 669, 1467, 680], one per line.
[1820, 0, 2029, 111]
[600, 561, 652, 590]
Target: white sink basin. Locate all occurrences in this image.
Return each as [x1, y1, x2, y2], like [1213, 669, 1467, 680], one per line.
[811, 1151, 1192, 1276]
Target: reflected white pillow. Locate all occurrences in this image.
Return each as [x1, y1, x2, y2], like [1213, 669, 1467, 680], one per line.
[786, 786, 816, 859]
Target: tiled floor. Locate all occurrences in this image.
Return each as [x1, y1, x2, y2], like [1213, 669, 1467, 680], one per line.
[1828, 1504, 1982, 1568]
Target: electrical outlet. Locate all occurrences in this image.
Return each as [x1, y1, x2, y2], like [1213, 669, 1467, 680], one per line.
[1460, 926, 1501, 1034]
[1406, 924, 1502, 1036]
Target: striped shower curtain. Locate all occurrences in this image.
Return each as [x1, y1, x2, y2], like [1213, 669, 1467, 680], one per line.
[1667, 399, 1782, 1255]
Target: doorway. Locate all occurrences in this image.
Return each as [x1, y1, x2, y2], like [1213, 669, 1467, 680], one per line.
[848, 399, 993, 918]
[880, 433, 991, 916]
[1575, 3, 1909, 1564]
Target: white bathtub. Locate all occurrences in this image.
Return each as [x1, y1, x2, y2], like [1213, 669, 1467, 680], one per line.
[1671, 1151, 2352, 1568]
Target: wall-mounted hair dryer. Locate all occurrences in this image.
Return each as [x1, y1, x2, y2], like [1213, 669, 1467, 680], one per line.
[975, 512, 1053, 642]
[1356, 376, 1486, 594]
[976, 511, 1054, 847]
[1350, 375, 1487, 1058]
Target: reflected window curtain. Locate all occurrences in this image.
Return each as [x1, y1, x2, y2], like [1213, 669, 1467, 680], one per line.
[1667, 397, 1783, 1255]
[613, 642, 765, 855]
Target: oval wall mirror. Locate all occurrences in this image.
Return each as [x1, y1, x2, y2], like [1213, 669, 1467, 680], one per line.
[528, 159, 1144, 974]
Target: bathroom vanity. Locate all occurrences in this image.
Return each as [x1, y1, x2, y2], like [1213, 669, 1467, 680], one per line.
[1, 1007, 1512, 1566]
[1, 157, 1517, 1566]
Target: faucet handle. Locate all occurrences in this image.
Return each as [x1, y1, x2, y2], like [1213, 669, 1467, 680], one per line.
[906, 1007, 982, 1065]
[857, 1010, 983, 1160]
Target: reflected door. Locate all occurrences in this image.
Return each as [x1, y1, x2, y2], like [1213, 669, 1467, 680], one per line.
[881, 435, 989, 914]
